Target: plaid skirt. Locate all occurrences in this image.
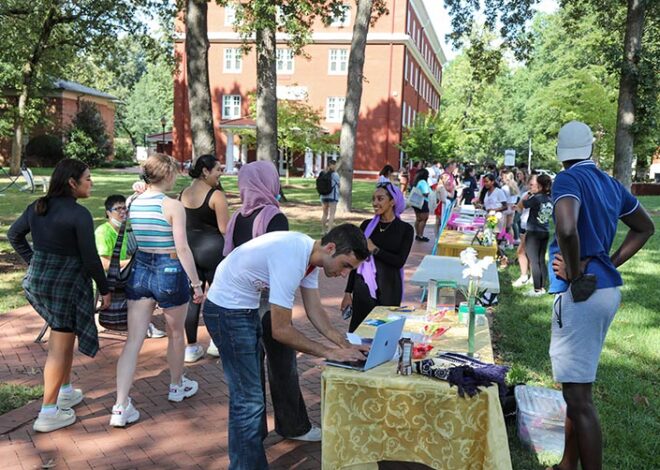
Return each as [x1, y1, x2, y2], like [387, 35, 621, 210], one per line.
[23, 251, 99, 357]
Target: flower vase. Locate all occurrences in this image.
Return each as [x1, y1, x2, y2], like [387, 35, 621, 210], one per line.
[467, 288, 477, 357]
[483, 228, 494, 246]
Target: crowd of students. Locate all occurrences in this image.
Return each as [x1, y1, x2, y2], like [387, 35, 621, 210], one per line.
[7, 152, 419, 466]
[7, 120, 654, 470]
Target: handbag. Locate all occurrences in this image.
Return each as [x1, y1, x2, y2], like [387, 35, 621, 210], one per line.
[98, 201, 135, 331]
[407, 186, 425, 209]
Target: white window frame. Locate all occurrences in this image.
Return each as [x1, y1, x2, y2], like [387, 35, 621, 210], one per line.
[330, 4, 351, 27]
[276, 48, 294, 74]
[224, 48, 242, 73]
[326, 96, 345, 122]
[402, 102, 407, 127]
[224, 4, 236, 26]
[222, 95, 241, 119]
[328, 49, 348, 75]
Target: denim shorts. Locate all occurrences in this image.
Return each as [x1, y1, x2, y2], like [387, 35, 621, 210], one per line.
[125, 251, 190, 308]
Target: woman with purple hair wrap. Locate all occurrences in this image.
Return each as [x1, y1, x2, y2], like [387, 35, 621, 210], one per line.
[220, 161, 320, 442]
[342, 182, 414, 332]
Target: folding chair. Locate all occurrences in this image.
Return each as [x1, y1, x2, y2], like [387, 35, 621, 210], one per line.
[20, 167, 50, 193]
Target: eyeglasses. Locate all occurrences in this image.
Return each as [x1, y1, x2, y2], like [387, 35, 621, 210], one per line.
[110, 207, 127, 212]
[376, 182, 393, 189]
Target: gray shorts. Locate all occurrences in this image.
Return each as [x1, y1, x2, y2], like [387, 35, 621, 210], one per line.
[549, 286, 621, 383]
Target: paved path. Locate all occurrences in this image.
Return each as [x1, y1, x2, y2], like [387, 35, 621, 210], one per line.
[0, 212, 437, 470]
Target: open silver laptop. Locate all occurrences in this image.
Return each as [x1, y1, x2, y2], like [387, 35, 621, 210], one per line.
[325, 317, 406, 371]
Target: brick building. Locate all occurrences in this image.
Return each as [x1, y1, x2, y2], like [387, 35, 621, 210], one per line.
[173, 0, 445, 176]
[0, 80, 116, 167]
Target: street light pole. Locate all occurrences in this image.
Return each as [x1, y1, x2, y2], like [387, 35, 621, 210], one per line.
[427, 125, 436, 165]
[160, 116, 167, 152]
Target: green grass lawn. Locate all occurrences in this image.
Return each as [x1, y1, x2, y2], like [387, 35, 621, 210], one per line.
[0, 168, 657, 469]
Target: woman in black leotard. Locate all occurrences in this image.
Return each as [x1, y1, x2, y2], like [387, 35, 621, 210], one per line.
[179, 155, 230, 362]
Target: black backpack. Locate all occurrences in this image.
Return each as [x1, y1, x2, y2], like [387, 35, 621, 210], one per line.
[316, 171, 334, 196]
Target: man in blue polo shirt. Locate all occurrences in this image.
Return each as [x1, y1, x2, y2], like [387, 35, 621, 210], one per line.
[545, 121, 654, 470]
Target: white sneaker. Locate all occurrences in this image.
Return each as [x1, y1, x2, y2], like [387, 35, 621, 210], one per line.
[207, 339, 219, 357]
[289, 426, 322, 442]
[185, 344, 205, 363]
[512, 275, 531, 288]
[146, 323, 166, 338]
[524, 288, 546, 297]
[33, 407, 76, 432]
[57, 388, 83, 409]
[168, 375, 198, 402]
[110, 398, 140, 427]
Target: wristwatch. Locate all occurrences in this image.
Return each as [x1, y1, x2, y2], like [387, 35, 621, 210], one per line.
[371, 247, 380, 256]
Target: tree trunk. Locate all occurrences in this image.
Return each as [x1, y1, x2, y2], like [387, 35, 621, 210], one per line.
[255, 3, 277, 162]
[613, 0, 646, 189]
[185, 0, 216, 158]
[337, 0, 373, 213]
[10, 6, 58, 175]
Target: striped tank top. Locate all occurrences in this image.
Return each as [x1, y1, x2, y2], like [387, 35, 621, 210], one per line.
[129, 192, 176, 253]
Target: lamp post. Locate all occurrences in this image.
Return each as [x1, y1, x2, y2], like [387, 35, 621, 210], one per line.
[427, 125, 436, 164]
[160, 116, 167, 152]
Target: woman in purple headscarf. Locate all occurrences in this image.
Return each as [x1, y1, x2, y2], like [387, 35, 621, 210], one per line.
[219, 161, 320, 442]
[341, 182, 415, 332]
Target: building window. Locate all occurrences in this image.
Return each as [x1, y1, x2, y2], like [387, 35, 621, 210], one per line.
[328, 49, 348, 74]
[276, 49, 294, 74]
[402, 102, 407, 127]
[326, 97, 345, 122]
[224, 48, 242, 73]
[404, 54, 408, 82]
[225, 4, 236, 26]
[222, 95, 241, 119]
[330, 4, 351, 27]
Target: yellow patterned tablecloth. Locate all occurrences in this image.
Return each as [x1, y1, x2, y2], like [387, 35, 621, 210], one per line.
[437, 230, 498, 259]
[321, 307, 512, 470]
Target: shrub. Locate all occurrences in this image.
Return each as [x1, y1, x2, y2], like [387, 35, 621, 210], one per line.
[63, 101, 111, 167]
[114, 140, 135, 163]
[24, 134, 64, 167]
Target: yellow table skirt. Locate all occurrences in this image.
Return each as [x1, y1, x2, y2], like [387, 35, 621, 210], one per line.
[321, 307, 512, 470]
[437, 230, 498, 258]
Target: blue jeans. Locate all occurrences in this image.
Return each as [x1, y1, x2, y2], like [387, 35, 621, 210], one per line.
[203, 300, 268, 470]
[125, 251, 190, 308]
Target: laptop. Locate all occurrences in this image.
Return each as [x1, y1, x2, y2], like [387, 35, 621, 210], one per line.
[325, 317, 406, 371]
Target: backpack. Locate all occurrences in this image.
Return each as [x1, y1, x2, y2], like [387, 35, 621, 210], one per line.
[316, 171, 334, 196]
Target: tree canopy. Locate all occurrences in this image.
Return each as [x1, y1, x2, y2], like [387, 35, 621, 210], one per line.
[437, 6, 656, 176]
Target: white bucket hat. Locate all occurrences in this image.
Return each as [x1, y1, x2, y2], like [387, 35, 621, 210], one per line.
[556, 121, 594, 162]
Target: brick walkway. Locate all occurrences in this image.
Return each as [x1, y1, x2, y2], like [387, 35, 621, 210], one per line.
[0, 213, 436, 470]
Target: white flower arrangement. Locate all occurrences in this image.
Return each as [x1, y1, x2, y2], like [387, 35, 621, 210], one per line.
[460, 247, 494, 280]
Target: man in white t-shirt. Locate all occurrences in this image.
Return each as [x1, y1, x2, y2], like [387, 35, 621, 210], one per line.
[203, 224, 370, 469]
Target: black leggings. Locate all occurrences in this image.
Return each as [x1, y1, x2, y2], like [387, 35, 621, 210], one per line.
[185, 265, 216, 343]
[185, 230, 224, 344]
[524, 231, 549, 290]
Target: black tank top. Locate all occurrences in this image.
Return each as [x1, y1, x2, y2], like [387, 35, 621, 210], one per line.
[184, 188, 220, 232]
